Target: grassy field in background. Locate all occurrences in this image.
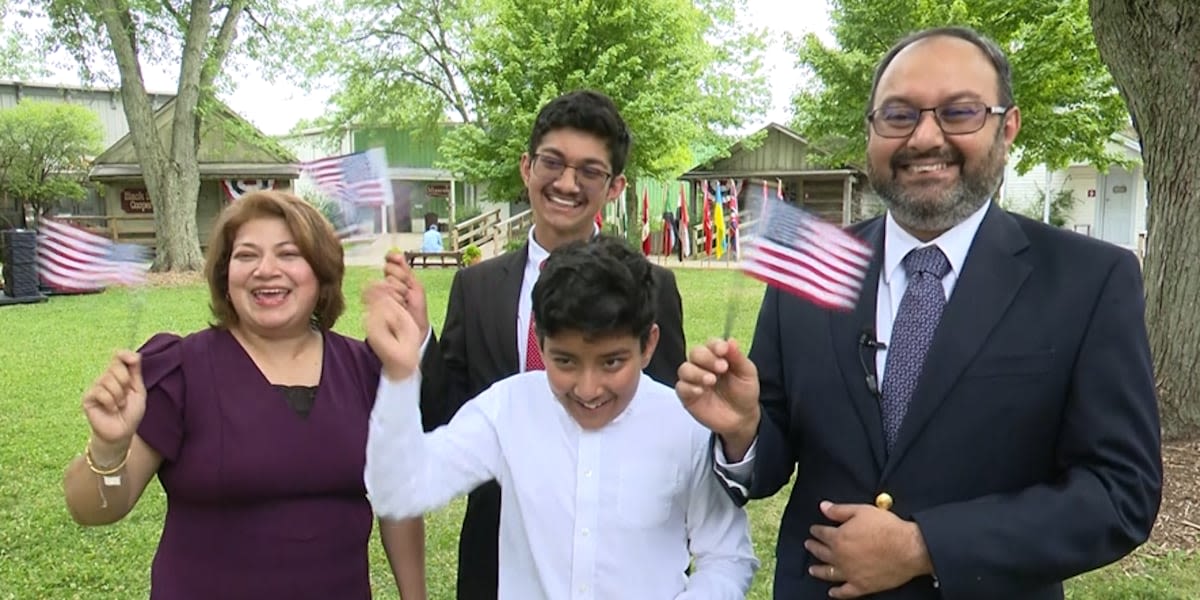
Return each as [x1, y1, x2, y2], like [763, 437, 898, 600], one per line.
[0, 267, 1194, 599]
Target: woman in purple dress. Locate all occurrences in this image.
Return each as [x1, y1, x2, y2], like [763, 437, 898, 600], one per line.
[62, 190, 426, 599]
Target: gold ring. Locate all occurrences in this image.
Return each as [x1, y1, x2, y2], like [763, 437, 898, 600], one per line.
[828, 565, 836, 579]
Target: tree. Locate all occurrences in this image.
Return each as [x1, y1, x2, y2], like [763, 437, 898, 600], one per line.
[0, 101, 104, 227]
[306, 0, 769, 237]
[1, 1, 49, 79]
[790, 0, 1130, 175]
[1090, 1, 1200, 441]
[296, 0, 488, 133]
[39, 0, 281, 271]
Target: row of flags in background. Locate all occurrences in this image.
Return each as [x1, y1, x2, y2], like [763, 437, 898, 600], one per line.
[634, 178, 872, 312]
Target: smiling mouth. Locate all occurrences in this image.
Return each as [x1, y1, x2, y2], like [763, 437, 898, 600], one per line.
[547, 194, 585, 209]
[575, 397, 612, 411]
[251, 288, 290, 304]
[901, 162, 955, 174]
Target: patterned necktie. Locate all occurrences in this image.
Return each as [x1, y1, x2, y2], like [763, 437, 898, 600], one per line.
[524, 260, 547, 371]
[880, 245, 951, 451]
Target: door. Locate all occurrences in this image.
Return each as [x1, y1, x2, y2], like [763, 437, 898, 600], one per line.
[1099, 167, 1134, 246]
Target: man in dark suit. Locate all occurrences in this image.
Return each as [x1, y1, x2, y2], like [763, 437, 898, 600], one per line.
[387, 89, 687, 599]
[675, 27, 1162, 600]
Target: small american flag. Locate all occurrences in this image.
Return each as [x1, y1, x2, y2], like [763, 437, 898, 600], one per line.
[741, 197, 873, 311]
[301, 148, 393, 209]
[36, 218, 149, 292]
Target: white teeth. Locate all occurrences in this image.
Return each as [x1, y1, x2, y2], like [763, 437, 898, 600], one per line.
[579, 398, 609, 410]
[909, 163, 948, 173]
[549, 196, 581, 207]
[253, 289, 287, 297]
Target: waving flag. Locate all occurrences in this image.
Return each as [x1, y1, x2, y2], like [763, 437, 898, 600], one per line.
[702, 181, 714, 255]
[714, 184, 727, 259]
[741, 196, 872, 311]
[641, 188, 651, 256]
[677, 183, 691, 259]
[36, 218, 149, 292]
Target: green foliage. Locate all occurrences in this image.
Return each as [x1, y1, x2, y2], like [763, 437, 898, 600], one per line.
[303, 0, 769, 205]
[790, 0, 1130, 174]
[0, 100, 104, 225]
[0, 1, 49, 79]
[440, 0, 768, 203]
[462, 243, 482, 263]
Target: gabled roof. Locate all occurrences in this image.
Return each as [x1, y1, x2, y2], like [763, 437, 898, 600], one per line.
[680, 122, 863, 181]
[90, 97, 300, 180]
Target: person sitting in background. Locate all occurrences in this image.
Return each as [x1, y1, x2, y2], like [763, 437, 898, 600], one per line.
[421, 223, 444, 252]
[363, 234, 759, 599]
[61, 190, 427, 600]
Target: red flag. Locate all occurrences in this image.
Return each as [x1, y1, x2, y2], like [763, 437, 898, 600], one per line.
[677, 183, 691, 259]
[741, 197, 873, 312]
[641, 188, 651, 256]
[702, 181, 714, 255]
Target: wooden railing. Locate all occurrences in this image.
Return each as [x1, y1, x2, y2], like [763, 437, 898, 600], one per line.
[451, 207, 502, 251]
[499, 209, 533, 249]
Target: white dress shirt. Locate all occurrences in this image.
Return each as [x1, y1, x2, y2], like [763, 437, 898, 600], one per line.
[516, 227, 551, 371]
[714, 201, 992, 486]
[366, 371, 758, 600]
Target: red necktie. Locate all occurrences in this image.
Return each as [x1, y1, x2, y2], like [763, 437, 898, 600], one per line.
[525, 314, 544, 371]
[525, 259, 546, 371]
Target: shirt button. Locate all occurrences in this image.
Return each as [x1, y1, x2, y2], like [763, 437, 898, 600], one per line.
[578, 585, 588, 594]
[581, 528, 590, 536]
[584, 469, 593, 478]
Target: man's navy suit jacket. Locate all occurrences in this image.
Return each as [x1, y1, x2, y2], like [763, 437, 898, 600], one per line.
[733, 205, 1162, 599]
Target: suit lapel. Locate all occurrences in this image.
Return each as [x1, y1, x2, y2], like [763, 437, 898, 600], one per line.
[883, 205, 1032, 475]
[829, 218, 887, 471]
[485, 246, 527, 372]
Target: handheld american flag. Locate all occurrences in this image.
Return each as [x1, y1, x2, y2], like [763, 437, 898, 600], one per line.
[36, 218, 150, 292]
[301, 147, 393, 240]
[741, 196, 873, 312]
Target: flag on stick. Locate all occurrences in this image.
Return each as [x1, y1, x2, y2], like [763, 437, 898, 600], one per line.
[740, 196, 872, 311]
[36, 218, 149, 292]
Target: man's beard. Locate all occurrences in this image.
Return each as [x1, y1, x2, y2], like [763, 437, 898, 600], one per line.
[868, 132, 1007, 233]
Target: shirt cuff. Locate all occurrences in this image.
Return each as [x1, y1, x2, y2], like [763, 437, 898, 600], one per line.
[418, 328, 432, 360]
[712, 437, 757, 495]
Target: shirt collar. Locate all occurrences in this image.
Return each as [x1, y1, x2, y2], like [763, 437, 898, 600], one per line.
[883, 199, 991, 284]
[527, 223, 601, 270]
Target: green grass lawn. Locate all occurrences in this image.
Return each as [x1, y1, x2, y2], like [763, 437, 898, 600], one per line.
[0, 267, 1193, 599]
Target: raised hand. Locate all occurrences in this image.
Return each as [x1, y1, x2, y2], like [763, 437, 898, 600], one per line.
[383, 251, 430, 342]
[82, 350, 146, 459]
[675, 338, 761, 460]
[363, 281, 423, 382]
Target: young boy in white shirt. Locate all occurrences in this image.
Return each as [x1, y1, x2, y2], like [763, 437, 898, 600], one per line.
[363, 234, 758, 599]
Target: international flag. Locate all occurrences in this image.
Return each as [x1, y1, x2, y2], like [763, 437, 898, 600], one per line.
[641, 188, 651, 256]
[36, 218, 149, 292]
[702, 181, 714, 255]
[714, 184, 726, 259]
[677, 183, 691, 259]
[741, 196, 873, 311]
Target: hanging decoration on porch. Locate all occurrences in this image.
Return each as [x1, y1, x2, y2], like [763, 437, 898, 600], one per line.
[221, 179, 278, 201]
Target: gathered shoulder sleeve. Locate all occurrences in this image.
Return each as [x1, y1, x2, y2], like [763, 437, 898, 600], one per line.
[135, 332, 187, 462]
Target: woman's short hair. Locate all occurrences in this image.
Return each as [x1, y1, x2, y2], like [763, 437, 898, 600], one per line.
[204, 190, 345, 330]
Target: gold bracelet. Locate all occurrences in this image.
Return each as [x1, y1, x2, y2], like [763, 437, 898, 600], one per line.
[85, 441, 131, 476]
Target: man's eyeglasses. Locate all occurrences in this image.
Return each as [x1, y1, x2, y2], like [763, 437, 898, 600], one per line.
[531, 154, 612, 191]
[867, 102, 1009, 138]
